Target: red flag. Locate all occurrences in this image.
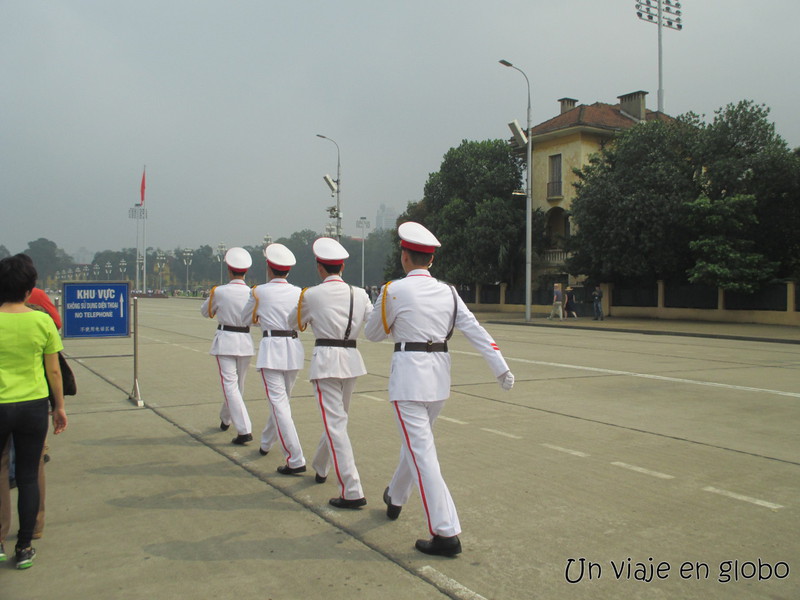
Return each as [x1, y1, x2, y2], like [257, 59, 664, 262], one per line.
[140, 168, 146, 206]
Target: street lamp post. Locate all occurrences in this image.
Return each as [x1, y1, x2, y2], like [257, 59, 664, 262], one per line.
[82, 265, 90, 280]
[635, 0, 683, 113]
[499, 58, 533, 322]
[93, 264, 100, 280]
[356, 217, 370, 287]
[182, 249, 193, 294]
[105, 262, 112, 278]
[317, 134, 342, 241]
[155, 251, 166, 292]
[119, 259, 127, 280]
[216, 243, 227, 284]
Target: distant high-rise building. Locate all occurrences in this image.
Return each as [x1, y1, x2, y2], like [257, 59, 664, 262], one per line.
[375, 203, 398, 231]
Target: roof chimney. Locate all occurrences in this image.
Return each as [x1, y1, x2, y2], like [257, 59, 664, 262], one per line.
[617, 91, 648, 121]
[558, 97, 578, 114]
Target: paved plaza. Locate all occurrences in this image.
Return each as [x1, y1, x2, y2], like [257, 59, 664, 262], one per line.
[2, 298, 798, 600]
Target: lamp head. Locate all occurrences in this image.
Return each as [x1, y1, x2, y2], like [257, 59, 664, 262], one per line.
[499, 59, 513, 67]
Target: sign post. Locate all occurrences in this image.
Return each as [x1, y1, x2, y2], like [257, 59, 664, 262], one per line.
[62, 281, 143, 406]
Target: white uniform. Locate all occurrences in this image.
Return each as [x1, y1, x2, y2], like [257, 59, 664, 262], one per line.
[200, 279, 254, 436]
[288, 275, 372, 500]
[364, 269, 511, 537]
[242, 278, 305, 467]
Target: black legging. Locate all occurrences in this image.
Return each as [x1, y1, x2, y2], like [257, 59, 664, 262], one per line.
[0, 398, 48, 549]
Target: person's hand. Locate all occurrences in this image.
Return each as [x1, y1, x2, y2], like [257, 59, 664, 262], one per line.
[497, 370, 515, 391]
[52, 408, 68, 434]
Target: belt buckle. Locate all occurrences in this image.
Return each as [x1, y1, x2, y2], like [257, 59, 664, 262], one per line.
[426, 340, 433, 352]
[291, 330, 298, 339]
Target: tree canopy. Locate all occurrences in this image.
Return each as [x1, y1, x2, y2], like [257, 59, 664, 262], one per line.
[385, 139, 534, 285]
[568, 100, 800, 288]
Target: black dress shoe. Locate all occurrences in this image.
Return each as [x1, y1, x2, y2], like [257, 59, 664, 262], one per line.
[220, 421, 230, 431]
[383, 487, 401, 520]
[277, 464, 307, 475]
[415, 535, 462, 557]
[231, 433, 253, 445]
[315, 473, 327, 484]
[329, 497, 366, 509]
[258, 447, 269, 456]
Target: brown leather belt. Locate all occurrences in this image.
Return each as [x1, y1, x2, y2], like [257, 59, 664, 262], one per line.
[315, 339, 357, 348]
[218, 325, 250, 333]
[394, 342, 448, 353]
[263, 330, 298, 338]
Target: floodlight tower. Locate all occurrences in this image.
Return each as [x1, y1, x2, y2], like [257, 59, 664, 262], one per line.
[317, 134, 342, 241]
[635, 0, 684, 113]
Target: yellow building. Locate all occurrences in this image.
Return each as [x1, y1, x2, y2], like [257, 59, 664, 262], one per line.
[525, 91, 669, 272]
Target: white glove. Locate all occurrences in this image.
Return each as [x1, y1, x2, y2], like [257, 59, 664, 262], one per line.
[497, 370, 515, 391]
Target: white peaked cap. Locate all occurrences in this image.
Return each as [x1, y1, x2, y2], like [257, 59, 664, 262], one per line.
[398, 221, 441, 253]
[264, 243, 296, 269]
[313, 237, 349, 265]
[224, 247, 252, 271]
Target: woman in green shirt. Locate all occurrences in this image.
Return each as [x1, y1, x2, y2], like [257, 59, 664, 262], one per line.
[0, 255, 67, 569]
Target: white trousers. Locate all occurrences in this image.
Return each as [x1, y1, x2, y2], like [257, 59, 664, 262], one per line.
[311, 377, 364, 500]
[259, 369, 305, 468]
[388, 400, 461, 538]
[216, 355, 252, 435]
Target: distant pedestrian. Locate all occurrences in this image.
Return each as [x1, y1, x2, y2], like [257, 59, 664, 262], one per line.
[200, 247, 255, 445]
[564, 286, 578, 319]
[592, 284, 604, 321]
[547, 283, 564, 321]
[288, 238, 373, 509]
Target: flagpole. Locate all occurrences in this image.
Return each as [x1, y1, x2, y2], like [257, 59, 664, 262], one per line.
[142, 166, 147, 293]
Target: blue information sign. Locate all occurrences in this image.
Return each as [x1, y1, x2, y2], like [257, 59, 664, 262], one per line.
[62, 282, 131, 338]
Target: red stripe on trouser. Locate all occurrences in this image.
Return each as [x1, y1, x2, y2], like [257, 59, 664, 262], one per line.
[216, 357, 231, 411]
[316, 381, 345, 497]
[262, 370, 291, 461]
[393, 401, 434, 536]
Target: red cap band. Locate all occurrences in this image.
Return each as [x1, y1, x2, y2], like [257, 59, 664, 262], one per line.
[267, 261, 291, 272]
[229, 268, 248, 275]
[401, 240, 436, 253]
[316, 258, 344, 266]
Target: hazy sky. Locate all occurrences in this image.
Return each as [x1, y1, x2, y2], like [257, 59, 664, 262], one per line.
[2, 0, 798, 260]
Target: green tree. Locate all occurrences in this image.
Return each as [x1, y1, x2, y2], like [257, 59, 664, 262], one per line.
[694, 101, 800, 280]
[24, 238, 73, 283]
[567, 119, 700, 283]
[385, 139, 526, 285]
[686, 195, 778, 292]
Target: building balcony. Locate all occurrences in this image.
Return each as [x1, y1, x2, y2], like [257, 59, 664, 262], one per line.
[543, 248, 568, 266]
[547, 181, 563, 199]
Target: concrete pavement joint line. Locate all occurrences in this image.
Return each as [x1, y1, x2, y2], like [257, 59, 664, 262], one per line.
[702, 486, 784, 510]
[439, 416, 469, 425]
[359, 393, 386, 403]
[541, 443, 589, 457]
[457, 387, 800, 468]
[480, 428, 522, 440]
[141, 403, 479, 600]
[463, 351, 800, 399]
[418, 566, 489, 600]
[611, 461, 675, 480]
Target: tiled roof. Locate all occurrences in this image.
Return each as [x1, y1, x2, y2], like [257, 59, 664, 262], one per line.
[530, 102, 670, 137]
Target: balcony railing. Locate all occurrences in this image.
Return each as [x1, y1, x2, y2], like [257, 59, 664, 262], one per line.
[547, 181, 562, 198]
[544, 248, 567, 265]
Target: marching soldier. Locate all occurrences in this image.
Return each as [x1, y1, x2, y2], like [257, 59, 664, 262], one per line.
[364, 221, 515, 556]
[200, 247, 255, 445]
[288, 238, 372, 509]
[242, 243, 306, 474]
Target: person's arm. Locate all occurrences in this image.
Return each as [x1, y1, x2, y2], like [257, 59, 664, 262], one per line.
[364, 283, 390, 342]
[43, 352, 68, 434]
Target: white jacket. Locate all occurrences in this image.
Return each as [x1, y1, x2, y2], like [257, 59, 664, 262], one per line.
[364, 269, 509, 401]
[200, 279, 254, 357]
[243, 278, 305, 371]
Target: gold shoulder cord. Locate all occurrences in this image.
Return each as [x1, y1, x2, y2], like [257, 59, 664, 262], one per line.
[208, 286, 217, 318]
[381, 281, 393, 334]
[250, 285, 260, 324]
[296, 287, 309, 332]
